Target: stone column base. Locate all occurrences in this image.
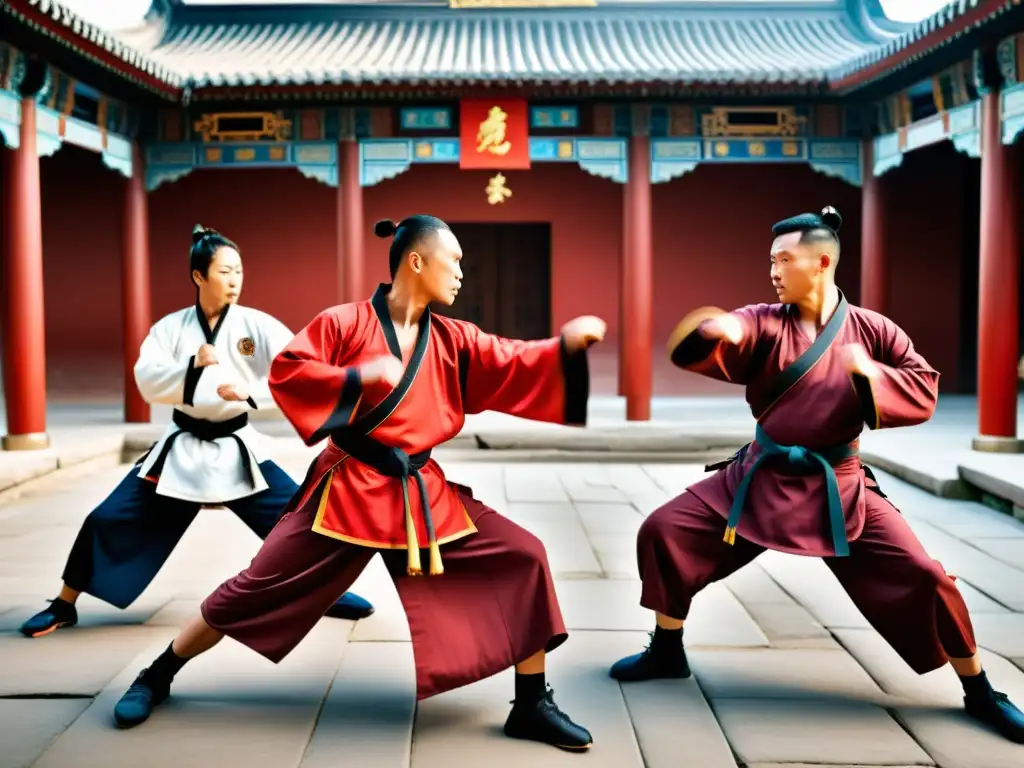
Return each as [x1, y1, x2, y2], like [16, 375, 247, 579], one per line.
[2, 432, 50, 451]
[971, 435, 1024, 453]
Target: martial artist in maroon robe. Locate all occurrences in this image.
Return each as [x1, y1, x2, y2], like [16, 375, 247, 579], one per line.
[111, 214, 604, 751]
[610, 207, 1024, 745]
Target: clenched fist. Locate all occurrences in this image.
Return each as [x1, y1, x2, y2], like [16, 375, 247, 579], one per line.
[359, 355, 404, 388]
[196, 344, 218, 368]
[699, 313, 744, 345]
[217, 382, 249, 402]
[560, 315, 607, 353]
[841, 343, 881, 380]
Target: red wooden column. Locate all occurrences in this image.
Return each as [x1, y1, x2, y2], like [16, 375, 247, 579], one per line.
[622, 114, 653, 421]
[859, 138, 887, 313]
[1, 96, 49, 450]
[974, 88, 1022, 451]
[337, 137, 364, 304]
[122, 142, 151, 423]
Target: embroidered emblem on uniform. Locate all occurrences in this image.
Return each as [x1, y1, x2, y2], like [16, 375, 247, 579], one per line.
[238, 337, 256, 356]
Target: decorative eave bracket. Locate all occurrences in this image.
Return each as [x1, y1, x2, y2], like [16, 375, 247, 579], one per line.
[360, 137, 628, 186]
[145, 141, 338, 192]
[650, 137, 863, 187]
[872, 101, 980, 177]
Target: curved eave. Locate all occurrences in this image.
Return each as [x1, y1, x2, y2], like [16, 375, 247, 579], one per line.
[830, 0, 1022, 92]
[2, 0, 184, 98]
[187, 77, 834, 103]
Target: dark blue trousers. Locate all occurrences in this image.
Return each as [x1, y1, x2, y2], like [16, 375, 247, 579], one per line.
[62, 460, 301, 609]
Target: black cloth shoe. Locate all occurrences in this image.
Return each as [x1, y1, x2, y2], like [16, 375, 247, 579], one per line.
[113, 669, 171, 728]
[965, 688, 1024, 744]
[503, 686, 592, 751]
[323, 592, 375, 620]
[19, 598, 78, 638]
[609, 629, 690, 682]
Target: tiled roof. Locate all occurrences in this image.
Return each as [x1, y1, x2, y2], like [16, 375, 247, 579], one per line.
[1, 0, 184, 89]
[832, 0, 1023, 85]
[120, 4, 904, 89]
[5, 1, 1022, 95]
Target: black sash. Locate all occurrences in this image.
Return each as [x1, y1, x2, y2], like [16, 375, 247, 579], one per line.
[329, 283, 441, 576]
[142, 410, 255, 488]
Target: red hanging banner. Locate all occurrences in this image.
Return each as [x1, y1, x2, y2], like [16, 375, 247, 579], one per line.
[459, 99, 531, 170]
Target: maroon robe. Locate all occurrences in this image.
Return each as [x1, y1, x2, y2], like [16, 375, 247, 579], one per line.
[667, 296, 937, 556]
[639, 293, 977, 674]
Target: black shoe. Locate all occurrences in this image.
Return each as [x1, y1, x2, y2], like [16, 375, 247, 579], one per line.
[504, 686, 592, 751]
[609, 631, 691, 682]
[323, 592, 375, 621]
[113, 670, 171, 729]
[965, 689, 1024, 743]
[19, 599, 78, 638]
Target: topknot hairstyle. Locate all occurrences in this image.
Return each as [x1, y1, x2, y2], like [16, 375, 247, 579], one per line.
[373, 214, 452, 278]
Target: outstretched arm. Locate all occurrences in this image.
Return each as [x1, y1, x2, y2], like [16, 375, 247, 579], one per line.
[666, 304, 765, 386]
[844, 318, 939, 429]
[457, 316, 603, 426]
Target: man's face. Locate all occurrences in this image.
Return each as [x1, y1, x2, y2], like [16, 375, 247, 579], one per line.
[194, 246, 243, 306]
[769, 232, 828, 304]
[412, 229, 463, 306]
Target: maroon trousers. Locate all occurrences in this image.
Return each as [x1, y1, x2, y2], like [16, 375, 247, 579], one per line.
[638, 488, 977, 674]
[201, 485, 567, 700]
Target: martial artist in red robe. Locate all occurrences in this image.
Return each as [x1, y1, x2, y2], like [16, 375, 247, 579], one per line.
[610, 207, 1024, 744]
[111, 214, 605, 751]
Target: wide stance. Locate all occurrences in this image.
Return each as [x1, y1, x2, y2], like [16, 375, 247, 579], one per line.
[610, 207, 1024, 745]
[112, 215, 606, 751]
[19, 225, 372, 640]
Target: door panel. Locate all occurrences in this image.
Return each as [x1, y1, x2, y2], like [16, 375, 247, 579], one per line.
[435, 223, 551, 340]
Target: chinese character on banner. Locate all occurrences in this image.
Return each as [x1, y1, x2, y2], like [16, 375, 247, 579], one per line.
[459, 99, 531, 170]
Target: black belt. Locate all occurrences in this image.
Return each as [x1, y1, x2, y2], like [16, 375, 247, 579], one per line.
[331, 430, 440, 576]
[145, 411, 255, 488]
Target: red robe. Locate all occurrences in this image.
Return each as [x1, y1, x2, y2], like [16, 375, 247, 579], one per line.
[268, 283, 588, 559]
[667, 293, 938, 556]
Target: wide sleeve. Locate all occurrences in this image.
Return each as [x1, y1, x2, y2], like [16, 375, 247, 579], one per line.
[247, 312, 297, 411]
[666, 304, 764, 385]
[457, 324, 589, 426]
[268, 307, 364, 445]
[133, 316, 199, 406]
[852, 316, 939, 430]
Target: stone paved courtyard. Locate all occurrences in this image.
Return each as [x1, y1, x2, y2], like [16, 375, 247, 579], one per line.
[1, 450, 1023, 768]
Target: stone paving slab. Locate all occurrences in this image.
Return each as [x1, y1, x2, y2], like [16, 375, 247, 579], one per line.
[958, 454, 1024, 509]
[0, 625, 175, 696]
[618, 677, 738, 768]
[3, 454, 1024, 766]
[690, 648, 886, 704]
[0, 699, 92, 768]
[967, 538, 1024, 569]
[30, 622, 350, 768]
[714, 697, 935, 766]
[300, 641, 416, 768]
[906, 523, 1024, 611]
[755, 552, 873, 629]
[412, 631, 646, 767]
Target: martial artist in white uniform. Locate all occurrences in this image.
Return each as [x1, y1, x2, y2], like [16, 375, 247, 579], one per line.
[20, 226, 373, 638]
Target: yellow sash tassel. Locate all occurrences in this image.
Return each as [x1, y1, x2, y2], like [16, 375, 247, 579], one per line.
[428, 539, 444, 576]
[403, 481, 422, 576]
[722, 525, 737, 546]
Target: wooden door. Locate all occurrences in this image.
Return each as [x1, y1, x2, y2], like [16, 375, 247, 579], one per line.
[434, 223, 551, 340]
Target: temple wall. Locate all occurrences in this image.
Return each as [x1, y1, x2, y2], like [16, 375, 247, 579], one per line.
[1, 142, 977, 399]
